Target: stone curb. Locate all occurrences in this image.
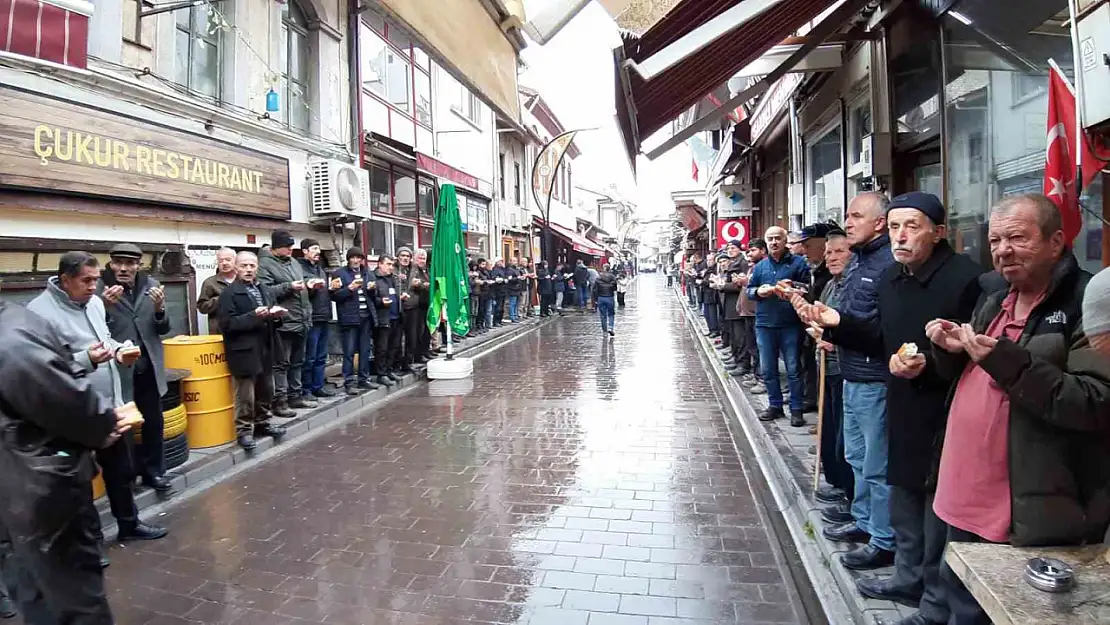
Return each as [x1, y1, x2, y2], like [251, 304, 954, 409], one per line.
[673, 289, 905, 625]
[98, 315, 555, 535]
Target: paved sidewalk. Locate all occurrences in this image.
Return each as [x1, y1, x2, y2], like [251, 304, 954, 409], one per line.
[674, 286, 916, 625]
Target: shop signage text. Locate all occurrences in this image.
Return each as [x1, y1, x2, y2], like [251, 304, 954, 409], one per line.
[0, 87, 291, 220]
[717, 183, 753, 219]
[716, 218, 750, 247]
[750, 73, 803, 142]
[417, 153, 479, 191]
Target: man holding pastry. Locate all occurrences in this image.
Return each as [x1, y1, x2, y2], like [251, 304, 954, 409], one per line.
[797, 192, 982, 624]
[27, 251, 169, 545]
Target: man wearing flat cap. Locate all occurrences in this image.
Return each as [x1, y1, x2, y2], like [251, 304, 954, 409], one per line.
[796, 223, 835, 413]
[99, 243, 175, 494]
[799, 192, 983, 624]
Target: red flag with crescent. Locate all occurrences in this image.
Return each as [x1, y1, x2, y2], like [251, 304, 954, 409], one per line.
[1043, 65, 1099, 243]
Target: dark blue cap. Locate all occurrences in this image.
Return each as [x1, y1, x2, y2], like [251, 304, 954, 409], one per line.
[798, 222, 840, 241]
[888, 191, 946, 225]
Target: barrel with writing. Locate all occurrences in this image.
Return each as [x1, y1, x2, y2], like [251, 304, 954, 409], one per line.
[163, 335, 235, 448]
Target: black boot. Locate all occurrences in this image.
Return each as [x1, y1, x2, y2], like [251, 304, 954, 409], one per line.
[271, 401, 296, 418]
[238, 432, 257, 450]
[255, 422, 287, 440]
[377, 375, 396, 387]
[117, 519, 168, 542]
[758, 407, 784, 422]
[790, 410, 806, 427]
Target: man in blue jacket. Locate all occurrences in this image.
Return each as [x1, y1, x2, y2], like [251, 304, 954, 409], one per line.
[331, 248, 380, 395]
[745, 226, 811, 426]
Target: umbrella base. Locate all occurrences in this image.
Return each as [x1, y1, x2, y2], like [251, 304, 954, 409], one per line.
[426, 356, 474, 380]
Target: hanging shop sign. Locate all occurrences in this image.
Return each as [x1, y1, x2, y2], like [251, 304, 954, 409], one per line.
[717, 182, 753, 218]
[0, 87, 291, 219]
[717, 218, 751, 247]
[750, 73, 803, 142]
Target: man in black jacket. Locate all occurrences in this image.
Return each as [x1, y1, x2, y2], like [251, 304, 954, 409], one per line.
[218, 251, 288, 450]
[797, 224, 834, 412]
[490, 259, 509, 325]
[573, 261, 589, 311]
[0, 301, 139, 624]
[537, 261, 554, 316]
[717, 240, 750, 376]
[297, 239, 338, 399]
[801, 193, 983, 624]
[592, 265, 619, 337]
[371, 255, 403, 387]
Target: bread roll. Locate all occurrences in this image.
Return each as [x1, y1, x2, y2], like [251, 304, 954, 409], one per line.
[898, 342, 919, 358]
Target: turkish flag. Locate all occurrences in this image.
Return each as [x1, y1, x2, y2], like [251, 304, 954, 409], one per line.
[1044, 66, 1100, 242]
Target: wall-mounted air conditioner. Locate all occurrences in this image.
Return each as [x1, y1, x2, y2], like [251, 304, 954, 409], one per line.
[309, 158, 370, 221]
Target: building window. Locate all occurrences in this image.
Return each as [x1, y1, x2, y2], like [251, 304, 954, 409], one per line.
[806, 123, 844, 225]
[361, 25, 410, 113]
[458, 86, 481, 125]
[370, 219, 391, 256]
[369, 165, 391, 213]
[1011, 73, 1045, 103]
[280, 1, 310, 133]
[514, 162, 521, 206]
[395, 224, 415, 250]
[498, 153, 506, 199]
[847, 98, 872, 167]
[175, 5, 221, 99]
[418, 181, 435, 218]
[125, 0, 154, 46]
[394, 171, 417, 219]
[414, 69, 431, 126]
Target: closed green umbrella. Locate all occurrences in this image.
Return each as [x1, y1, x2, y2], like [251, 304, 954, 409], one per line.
[425, 184, 471, 355]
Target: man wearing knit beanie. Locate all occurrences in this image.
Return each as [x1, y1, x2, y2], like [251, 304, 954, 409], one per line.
[257, 229, 312, 416]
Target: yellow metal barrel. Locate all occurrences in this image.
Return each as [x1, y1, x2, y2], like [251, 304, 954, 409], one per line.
[163, 335, 235, 448]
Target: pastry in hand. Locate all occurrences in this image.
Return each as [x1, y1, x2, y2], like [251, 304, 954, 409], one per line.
[897, 342, 919, 359]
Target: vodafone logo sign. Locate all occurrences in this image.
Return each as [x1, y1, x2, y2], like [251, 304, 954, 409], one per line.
[717, 218, 750, 247]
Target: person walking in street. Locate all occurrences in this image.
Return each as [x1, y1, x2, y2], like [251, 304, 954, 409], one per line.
[574, 260, 589, 311]
[746, 226, 811, 426]
[412, 249, 433, 362]
[98, 243, 174, 493]
[331, 248, 379, 395]
[0, 295, 145, 625]
[257, 230, 314, 414]
[27, 251, 168, 543]
[371, 254, 403, 387]
[538, 260, 554, 316]
[814, 191, 898, 568]
[593, 264, 618, 337]
[616, 271, 629, 307]
[196, 247, 237, 335]
[926, 193, 1110, 625]
[218, 251, 288, 450]
[800, 193, 984, 619]
[297, 239, 338, 400]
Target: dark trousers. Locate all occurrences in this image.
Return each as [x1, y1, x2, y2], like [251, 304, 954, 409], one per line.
[541, 292, 554, 315]
[940, 525, 992, 625]
[616, 291, 626, 307]
[890, 486, 949, 623]
[800, 334, 818, 408]
[3, 494, 113, 625]
[819, 374, 854, 494]
[417, 305, 432, 356]
[132, 364, 165, 480]
[373, 322, 402, 374]
[703, 300, 720, 333]
[233, 372, 274, 435]
[726, 318, 752, 370]
[96, 436, 139, 524]
[739, 317, 759, 376]
[272, 330, 305, 403]
[477, 296, 490, 328]
[340, 320, 373, 386]
[494, 296, 506, 325]
[402, 309, 423, 366]
[302, 321, 330, 395]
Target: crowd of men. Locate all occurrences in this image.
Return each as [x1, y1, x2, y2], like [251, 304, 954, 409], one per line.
[680, 191, 1110, 625]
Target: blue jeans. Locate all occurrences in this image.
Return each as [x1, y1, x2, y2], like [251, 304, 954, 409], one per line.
[596, 295, 615, 331]
[302, 321, 330, 394]
[508, 294, 520, 322]
[485, 298, 495, 328]
[340, 319, 374, 386]
[755, 326, 804, 411]
[577, 283, 588, 309]
[842, 380, 894, 552]
[703, 300, 720, 333]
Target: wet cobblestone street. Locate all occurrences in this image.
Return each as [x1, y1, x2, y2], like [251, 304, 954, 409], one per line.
[99, 275, 808, 625]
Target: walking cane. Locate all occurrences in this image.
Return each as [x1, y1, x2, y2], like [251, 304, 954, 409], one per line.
[812, 348, 827, 493]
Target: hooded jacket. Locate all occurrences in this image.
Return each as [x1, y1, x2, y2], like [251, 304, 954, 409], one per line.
[257, 247, 310, 334]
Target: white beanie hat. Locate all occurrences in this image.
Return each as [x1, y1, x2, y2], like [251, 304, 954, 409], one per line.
[1082, 267, 1110, 338]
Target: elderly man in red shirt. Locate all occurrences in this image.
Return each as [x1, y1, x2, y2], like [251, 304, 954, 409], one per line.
[926, 193, 1110, 624]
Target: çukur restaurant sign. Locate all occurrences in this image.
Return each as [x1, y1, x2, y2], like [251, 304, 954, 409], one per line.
[0, 86, 292, 219]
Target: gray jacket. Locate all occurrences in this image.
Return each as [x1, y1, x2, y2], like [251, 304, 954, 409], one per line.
[257, 248, 310, 334]
[27, 278, 124, 408]
[98, 270, 171, 399]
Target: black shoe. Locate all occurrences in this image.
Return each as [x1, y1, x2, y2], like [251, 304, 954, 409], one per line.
[100, 556, 111, 570]
[238, 433, 257, 449]
[822, 521, 870, 544]
[855, 577, 924, 609]
[142, 475, 172, 493]
[815, 485, 846, 505]
[883, 613, 945, 625]
[345, 385, 360, 396]
[377, 375, 396, 387]
[790, 411, 806, 427]
[358, 380, 381, 390]
[117, 520, 168, 542]
[758, 407, 784, 422]
[728, 368, 747, 377]
[271, 402, 296, 418]
[313, 387, 337, 398]
[840, 544, 896, 571]
[387, 372, 402, 382]
[0, 595, 16, 619]
[288, 396, 317, 409]
[803, 402, 819, 413]
[821, 502, 854, 525]
[255, 423, 287, 440]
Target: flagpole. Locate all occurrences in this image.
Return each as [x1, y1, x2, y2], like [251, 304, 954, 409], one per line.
[443, 303, 454, 361]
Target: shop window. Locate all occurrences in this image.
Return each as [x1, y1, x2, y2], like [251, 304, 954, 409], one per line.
[940, 4, 1102, 271]
[418, 182, 435, 218]
[847, 99, 872, 167]
[280, 1, 310, 133]
[890, 14, 941, 149]
[514, 162, 522, 206]
[369, 165, 391, 213]
[175, 5, 221, 99]
[806, 124, 844, 225]
[395, 224, 415, 251]
[394, 172, 417, 219]
[370, 219, 391, 257]
[419, 226, 434, 248]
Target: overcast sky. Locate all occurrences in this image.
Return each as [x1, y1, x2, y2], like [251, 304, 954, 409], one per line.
[519, 0, 697, 219]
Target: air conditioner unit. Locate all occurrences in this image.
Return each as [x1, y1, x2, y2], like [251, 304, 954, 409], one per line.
[309, 158, 370, 221]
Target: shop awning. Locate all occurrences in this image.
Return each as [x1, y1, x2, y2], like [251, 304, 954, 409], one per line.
[374, 0, 524, 124]
[614, 0, 859, 163]
[535, 217, 606, 257]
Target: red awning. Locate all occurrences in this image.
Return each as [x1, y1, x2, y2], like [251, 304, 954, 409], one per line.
[535, 218, 606, 257]
[615, 0, 836, 162]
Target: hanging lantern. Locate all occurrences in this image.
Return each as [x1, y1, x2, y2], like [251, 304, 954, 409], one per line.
[265, 87, 280, 113]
